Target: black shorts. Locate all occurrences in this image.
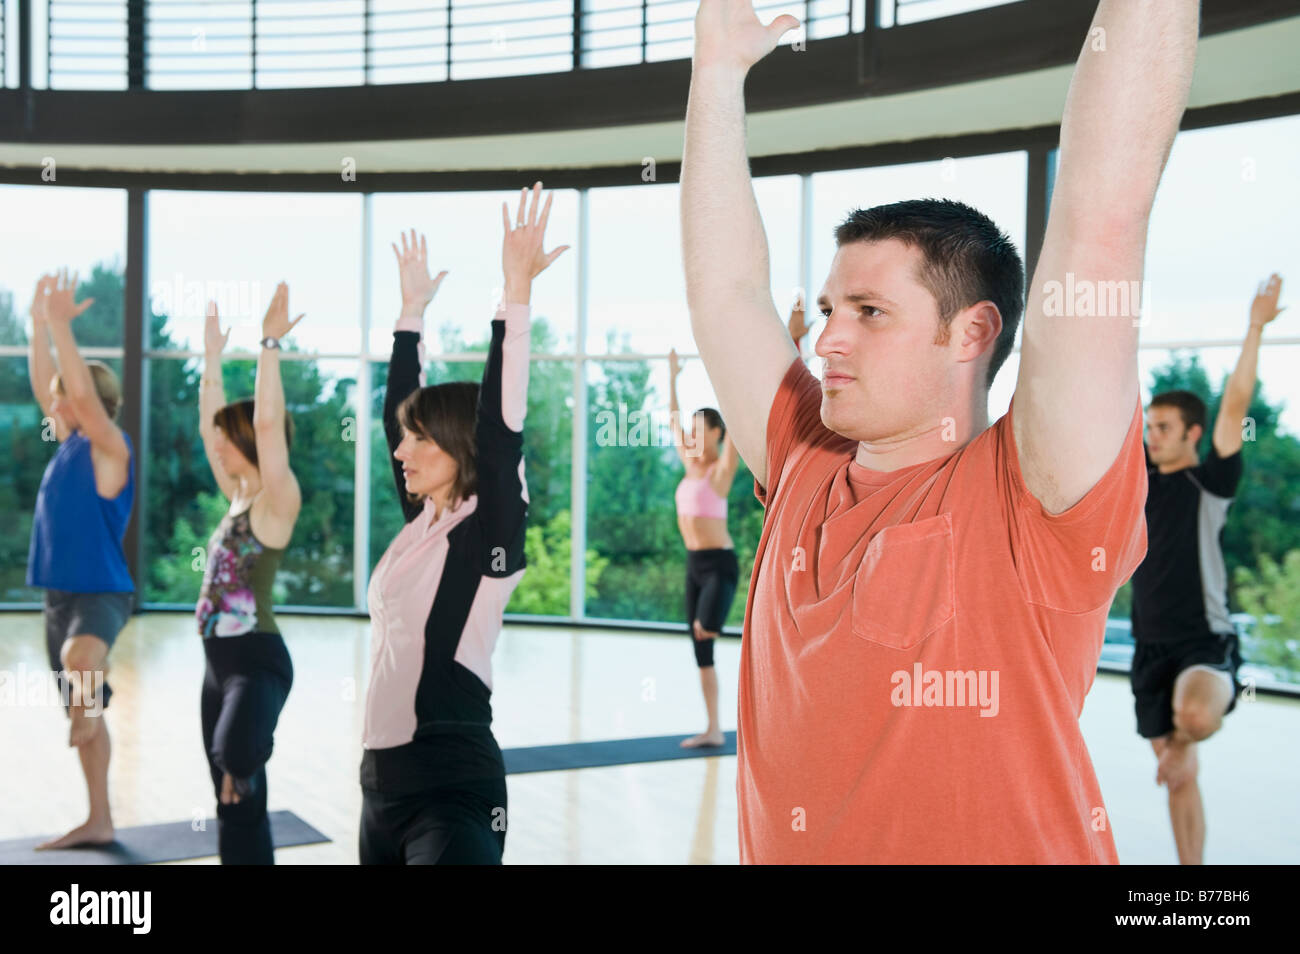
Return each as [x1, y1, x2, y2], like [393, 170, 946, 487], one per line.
[43, 588, 133, 711]
[1130, 630, 1241, 739]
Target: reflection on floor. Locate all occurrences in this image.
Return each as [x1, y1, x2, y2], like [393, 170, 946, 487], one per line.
[1, 612, 1296, 864]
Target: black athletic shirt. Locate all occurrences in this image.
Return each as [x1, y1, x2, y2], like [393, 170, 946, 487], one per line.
[1130, 442, 1242, 644]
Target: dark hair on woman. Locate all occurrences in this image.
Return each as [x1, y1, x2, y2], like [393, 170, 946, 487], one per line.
[396, 382, 480, 506]
[694, 407, 726, 443]
[212, 399, 294, 468]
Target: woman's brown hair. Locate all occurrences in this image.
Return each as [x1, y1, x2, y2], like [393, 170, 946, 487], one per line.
[396, 382, 479, 507]
[212, 399, 294, 468]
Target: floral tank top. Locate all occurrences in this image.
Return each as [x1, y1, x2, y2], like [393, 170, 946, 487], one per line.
[196, 507, 286, 638]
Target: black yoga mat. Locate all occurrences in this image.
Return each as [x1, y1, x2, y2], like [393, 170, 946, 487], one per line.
[0, 810, 329, 865]
[503, 731, 736, 775]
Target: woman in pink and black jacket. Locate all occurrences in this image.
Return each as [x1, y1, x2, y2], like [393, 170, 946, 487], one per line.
[360, 183, 568, 865]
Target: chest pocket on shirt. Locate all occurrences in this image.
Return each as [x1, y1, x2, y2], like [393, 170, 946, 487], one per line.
[850, 513, 955, 651]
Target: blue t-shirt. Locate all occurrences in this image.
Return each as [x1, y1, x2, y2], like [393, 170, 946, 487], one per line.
[27, 430, 136, 593]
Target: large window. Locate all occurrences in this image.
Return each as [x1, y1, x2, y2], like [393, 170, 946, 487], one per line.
[3, 119, 1298, 686]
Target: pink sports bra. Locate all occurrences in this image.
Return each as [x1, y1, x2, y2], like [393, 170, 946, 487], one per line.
[676, 462, 728, 520]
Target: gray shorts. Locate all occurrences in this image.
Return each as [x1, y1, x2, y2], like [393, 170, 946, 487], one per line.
[44, 588, 133, 711]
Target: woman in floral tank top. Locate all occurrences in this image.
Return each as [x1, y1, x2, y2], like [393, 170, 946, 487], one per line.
[196, 283, 302, 865]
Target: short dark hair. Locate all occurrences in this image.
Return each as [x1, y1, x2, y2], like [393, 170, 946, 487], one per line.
[1149, 390, 1207, 435]
[212, 399, 294, 468]
[834, 198, 1024, 388]
[694, 407, 726, 443]
[397, 382, 480, 507]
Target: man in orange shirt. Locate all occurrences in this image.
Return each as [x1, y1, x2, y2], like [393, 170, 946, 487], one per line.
[680, 0, 1199, 862]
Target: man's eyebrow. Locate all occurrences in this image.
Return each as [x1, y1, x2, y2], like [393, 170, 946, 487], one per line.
[816, 290, 902, 308]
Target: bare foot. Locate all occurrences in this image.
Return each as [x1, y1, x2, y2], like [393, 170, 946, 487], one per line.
[220, 772, 242, 805]
[681, 731, 725, 749]
[35, 818, 115, 851]
[1156, 738, 1197, 791]
[68, 708, 103, 748]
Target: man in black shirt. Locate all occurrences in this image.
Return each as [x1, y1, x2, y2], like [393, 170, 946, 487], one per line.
[1131, 272, 1285, 864]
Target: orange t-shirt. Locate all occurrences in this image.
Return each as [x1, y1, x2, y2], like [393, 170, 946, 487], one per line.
[738, 357, 1148, 864]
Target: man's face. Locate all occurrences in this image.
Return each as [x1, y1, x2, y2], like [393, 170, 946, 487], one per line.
[1145, 405, 1199, 465]
[814, 239, 955, 443]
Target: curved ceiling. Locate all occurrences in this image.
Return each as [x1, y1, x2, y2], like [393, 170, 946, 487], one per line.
[0, 9, 1296, 181]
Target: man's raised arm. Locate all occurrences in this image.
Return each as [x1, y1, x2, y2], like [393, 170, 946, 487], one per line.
[1014, 0, 1199, 514]
[680, 0, 800, 490]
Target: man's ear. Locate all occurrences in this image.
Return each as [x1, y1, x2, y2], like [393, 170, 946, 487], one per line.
[956, 301, 1002, 360]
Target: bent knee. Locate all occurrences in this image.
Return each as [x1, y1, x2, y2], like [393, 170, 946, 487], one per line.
[1173, 702, 1221, 741]
[61, 637, 108, 674]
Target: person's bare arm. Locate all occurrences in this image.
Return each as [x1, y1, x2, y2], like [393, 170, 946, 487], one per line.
[200, 301, 238, 501]
[1014, 0, 1198, 514]
[667, 348, 690, 465]
[710, 431, 741, 499]
[1214, 273, 1284, 458]
[27, 276, 57, 418]
[43, 270, 130, 474]
[252, 283, 302, 526]
[681, 0, 801, 490]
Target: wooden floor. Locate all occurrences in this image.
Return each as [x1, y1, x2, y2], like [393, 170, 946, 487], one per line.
[2, 612, 1297, 864]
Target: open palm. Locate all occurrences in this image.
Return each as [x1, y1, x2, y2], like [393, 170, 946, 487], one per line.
[502, 182, 569, 288]
[693, 0, 800, 72]
[392, 228, 447, 313]
[262, 282, 305, 340]
[1250, 273, 1285, 328]
[43, 268, 95, 325]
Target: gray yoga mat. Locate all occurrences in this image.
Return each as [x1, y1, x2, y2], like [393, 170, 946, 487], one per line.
[503, 731, 736, 774]
[0, 810, 329, 865]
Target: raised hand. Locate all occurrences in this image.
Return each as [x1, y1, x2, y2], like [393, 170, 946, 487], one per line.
[43, 268, 95, 325]
[205, 300, 231, 356]
[391, 228, 448, 317]
[29, 274, 52, 323]
[693, 0, 800, 74]
[788, 294, 810, 342]
[1250, 273, 1285, 329]
[669, 347, 683, 379]
[502, 182, 569, 302]
[261, 281, 305, 341]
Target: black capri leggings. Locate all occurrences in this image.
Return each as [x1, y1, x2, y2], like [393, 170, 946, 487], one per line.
[360, 776, 508, 865]
[685, 548, 740, 668]
[200, 632, 293, 865]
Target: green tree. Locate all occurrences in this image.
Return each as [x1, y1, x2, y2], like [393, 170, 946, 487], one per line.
[1233, 551, 1300, 682]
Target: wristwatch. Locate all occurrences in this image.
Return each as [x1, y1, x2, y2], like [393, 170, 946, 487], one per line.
[259, 336, 281, 350]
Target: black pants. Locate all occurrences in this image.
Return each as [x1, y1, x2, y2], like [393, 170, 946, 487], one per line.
[359, 776, 508, 865]
[685, 548, 740, 668]
[200, 632, 293, 865]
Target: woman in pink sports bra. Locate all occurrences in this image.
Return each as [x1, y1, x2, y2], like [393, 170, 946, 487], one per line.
[669, 348, 740, 749]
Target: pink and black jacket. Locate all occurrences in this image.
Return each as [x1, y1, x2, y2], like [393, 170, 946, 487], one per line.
[361, 303, 530, 795]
